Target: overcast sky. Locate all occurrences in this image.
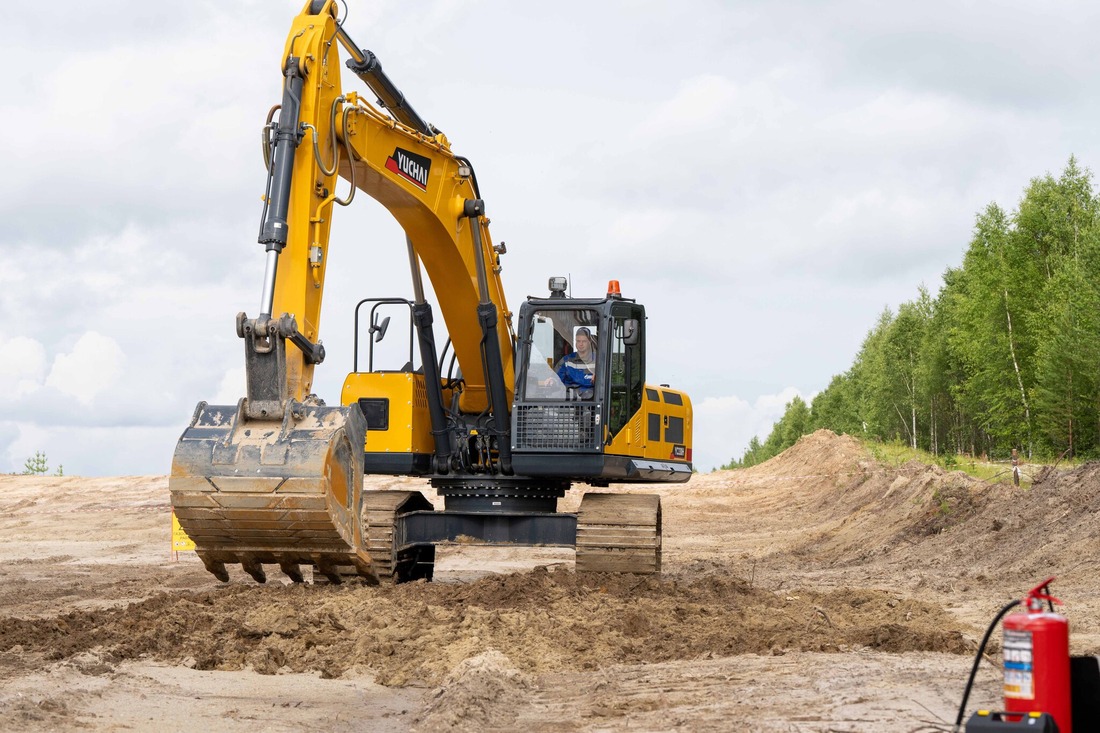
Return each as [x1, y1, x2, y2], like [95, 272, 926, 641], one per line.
[3, 0, 1099, 475]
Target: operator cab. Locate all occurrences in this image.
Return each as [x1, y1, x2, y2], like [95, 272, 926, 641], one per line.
[511, 279, 692, 484]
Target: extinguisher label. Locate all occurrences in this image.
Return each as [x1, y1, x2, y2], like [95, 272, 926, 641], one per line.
[1003, 629, 1034, 700]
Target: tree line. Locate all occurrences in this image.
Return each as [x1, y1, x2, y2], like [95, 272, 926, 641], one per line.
[727, 158, 1100, 468]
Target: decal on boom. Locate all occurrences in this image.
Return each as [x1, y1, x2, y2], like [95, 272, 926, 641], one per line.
[386, 147, 431, 190]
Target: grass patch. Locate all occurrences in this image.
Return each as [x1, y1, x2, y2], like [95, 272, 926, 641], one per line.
[858, 438, 1071, 489]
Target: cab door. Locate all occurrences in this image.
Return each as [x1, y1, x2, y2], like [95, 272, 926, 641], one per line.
[606, 303, 645, 455]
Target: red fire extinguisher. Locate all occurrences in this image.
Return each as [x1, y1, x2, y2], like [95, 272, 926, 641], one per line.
[1002, 577, 1072, 732]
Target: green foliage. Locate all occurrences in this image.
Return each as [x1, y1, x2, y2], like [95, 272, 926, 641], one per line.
[810, 373, 862, 435]
[932, 488, 950, 516]
[861, 438, 1025, 485]
[19, 452, 64, 476]
[722, 435, 765, 469]
[22, 451, 48, 475]
[748, 157, 1100, 466]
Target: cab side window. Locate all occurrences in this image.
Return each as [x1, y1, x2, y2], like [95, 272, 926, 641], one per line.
[608, 307, 643, 438]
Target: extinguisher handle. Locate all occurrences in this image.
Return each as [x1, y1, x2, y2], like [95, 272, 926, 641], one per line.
[1025, 576, 1063, 609]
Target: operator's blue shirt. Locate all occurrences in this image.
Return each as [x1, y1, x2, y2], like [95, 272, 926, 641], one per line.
[556, 352, 595, 394]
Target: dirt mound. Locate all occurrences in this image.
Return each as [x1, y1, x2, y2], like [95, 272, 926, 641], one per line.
[683, 430, 872, 501]
[0, 568, 973, 686]
[798, 455, 1100, 592]
[788, 459, 993, 565]
[413, 650, 531, 732]
[686, 431, 1086, 574]
[906, 461, 1100, 588]
[669, 432, 1100, 624]
[750, 430, 872, 477]
[678, 432, 993, 566]
[990, 460, 1100, 548]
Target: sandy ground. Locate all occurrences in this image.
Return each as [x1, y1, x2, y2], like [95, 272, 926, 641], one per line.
[1, 430, 1098, 732]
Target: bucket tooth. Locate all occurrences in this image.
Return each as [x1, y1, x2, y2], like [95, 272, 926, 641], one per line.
[242, 559, 267, 584]
[280, 561, 304, 584]
[315, 559, 342, 584]
[201, 555, 230, 583]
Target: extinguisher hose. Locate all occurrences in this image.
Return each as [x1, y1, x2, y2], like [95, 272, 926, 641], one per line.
[953, 598, 1022, 731]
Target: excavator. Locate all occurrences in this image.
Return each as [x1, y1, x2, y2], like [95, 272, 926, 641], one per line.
[169, 0, 693, 585]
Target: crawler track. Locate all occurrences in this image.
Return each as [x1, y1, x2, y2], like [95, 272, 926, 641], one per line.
[575, 493, 661, 574]
[361, 490, 436, 582]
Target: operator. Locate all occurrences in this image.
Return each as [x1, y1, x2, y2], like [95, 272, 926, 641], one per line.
[554, 327, 597, 399]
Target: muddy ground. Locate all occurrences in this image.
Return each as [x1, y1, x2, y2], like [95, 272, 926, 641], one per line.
[1, 430, 1098, 731]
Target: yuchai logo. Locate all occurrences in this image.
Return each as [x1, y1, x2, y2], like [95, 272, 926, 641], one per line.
[385, 147, 431, 190]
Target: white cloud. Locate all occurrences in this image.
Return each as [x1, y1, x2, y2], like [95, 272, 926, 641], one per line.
[213, 368, 247, 405]
[45, 332, 125, 406]
[817, 89, 971, 149]
[632, 74, 742, 141]
[692, 387, 810, 471]
[1, 422, 178, 477]
[3, 422, 48, 475]
[0, 422, 19, 472]
[0, 336, 47, 397]
[816, 188, 926, 229]
[605, 209, 678, 249]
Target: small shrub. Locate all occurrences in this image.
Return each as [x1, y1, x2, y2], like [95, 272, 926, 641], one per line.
[22, 451, 48, 475]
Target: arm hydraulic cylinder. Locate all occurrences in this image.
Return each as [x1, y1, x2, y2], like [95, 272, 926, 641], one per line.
[258, 57, 305, 317]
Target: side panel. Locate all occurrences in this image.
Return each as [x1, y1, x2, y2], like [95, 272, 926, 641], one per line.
[509, 452, 692, 483]
[642, 386, 693, 463]
[340, 372, 435, 455]
[604, 386, 692, 464]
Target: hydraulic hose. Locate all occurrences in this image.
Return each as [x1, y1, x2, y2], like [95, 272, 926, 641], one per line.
[331, 105, 358, 207]
[304, 95, 344, 177]
[953, 598, 1022, 732]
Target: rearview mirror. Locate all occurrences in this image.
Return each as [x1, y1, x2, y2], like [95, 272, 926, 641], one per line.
[623, 318, 640, 346]
[370, 315, 391, 343]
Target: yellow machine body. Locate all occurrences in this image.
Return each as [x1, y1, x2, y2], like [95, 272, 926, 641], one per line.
[341, 372, 438, 455]
[606, 386, 694, 464]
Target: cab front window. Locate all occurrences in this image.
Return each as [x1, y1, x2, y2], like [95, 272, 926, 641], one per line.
[521, 309, 599, 401]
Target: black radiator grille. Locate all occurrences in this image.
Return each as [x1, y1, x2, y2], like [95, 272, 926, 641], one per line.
[514, 404, 600, 451]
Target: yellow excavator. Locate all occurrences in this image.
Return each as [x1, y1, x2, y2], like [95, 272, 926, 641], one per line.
[170, 0, 693, 584]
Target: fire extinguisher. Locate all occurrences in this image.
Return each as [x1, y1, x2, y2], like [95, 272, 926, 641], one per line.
[1002, 578, 1072, 732]
[955, 577, 1072, 733]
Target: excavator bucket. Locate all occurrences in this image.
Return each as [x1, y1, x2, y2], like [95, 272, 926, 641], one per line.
[169, 399, 375, 584]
